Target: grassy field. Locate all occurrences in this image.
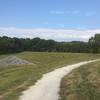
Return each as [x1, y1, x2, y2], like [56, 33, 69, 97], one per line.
[60, 60, 100, 100]
[0, 52, 100, 100]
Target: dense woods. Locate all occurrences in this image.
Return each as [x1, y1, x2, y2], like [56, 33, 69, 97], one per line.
[0, 34, 100, 54]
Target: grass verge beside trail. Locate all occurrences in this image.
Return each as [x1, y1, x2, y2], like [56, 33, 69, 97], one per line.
[0, 52, 100, 100]
[59, 61, 100, 100]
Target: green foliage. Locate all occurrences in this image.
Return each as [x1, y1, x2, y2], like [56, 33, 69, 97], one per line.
[0, 36, 88, 53]
[88, 34, 100, 53]
[0, 33, 100, 53]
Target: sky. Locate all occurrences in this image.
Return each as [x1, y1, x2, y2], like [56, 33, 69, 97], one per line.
[0, 0, 100, 41]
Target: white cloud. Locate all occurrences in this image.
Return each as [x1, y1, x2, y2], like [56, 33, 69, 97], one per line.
[0, 27, 100, 41]
[49, 10, 96, 17]
[70, 10, 80, 14]
[86, 12, 96, 16]
[57, 24, 65, 28]
[49, 10, 80, 15]
[49, 11, 65, 14]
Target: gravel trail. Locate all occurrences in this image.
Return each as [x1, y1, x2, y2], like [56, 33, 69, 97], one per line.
[0, 56, 34, 66]
[19, 59, 100, 100]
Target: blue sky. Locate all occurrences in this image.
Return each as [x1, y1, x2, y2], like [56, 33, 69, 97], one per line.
[0, 0, 100, 41]
[0, 0, 99, 29]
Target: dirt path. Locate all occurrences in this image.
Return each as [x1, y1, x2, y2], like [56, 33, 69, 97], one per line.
[19, 59, 100, 100]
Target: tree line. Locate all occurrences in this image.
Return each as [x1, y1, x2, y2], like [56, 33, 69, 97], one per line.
[0, 34, 100, 54]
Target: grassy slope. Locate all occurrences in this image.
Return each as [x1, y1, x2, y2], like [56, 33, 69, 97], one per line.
[60, 61, 100, 100]
[0, 52, 100, 100]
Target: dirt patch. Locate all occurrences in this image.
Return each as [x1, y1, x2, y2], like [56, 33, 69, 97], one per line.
[0, 56, 34, 66]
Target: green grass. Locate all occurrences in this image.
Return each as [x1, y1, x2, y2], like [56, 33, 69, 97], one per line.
[59, 61, 100, 100]
[0, 52, 100, 100]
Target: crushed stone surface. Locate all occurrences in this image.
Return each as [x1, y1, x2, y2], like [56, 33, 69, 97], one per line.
[0, 56, 34, 66]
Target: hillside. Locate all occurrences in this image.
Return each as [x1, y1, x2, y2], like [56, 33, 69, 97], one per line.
[0, 52, 100, 100]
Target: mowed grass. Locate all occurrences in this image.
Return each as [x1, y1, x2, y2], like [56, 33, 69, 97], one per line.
[0, 52, 100, 100]
[60, 61, 100, 100]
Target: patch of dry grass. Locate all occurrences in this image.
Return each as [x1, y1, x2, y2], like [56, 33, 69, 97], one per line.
[59, 61, 100, 100]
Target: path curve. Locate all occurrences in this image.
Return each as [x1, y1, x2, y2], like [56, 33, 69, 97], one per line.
[19, 59, 100, 100]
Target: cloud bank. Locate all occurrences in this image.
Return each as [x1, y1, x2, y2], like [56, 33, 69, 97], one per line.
[49, 10, 95, 17]
[0, 27, 100, 41]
